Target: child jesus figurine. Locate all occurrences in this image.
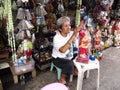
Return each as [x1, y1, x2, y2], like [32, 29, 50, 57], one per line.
[76, 20, 91, 64]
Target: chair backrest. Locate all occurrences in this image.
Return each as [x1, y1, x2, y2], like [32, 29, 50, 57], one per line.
[40, 82, 68, 90]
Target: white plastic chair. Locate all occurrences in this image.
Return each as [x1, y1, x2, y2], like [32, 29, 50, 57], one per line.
[73, 58, 100, 90]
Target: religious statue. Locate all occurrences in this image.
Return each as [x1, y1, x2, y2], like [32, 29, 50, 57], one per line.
[76, 20, 91, 64]
[94, 25, 102, 50]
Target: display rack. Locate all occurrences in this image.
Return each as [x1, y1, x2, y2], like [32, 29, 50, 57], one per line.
[32, 30, 55, 70]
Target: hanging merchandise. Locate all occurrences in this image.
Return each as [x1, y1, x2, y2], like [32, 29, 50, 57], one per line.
[21, 0, 29, 3]
[15, 0, 39, 66]
[35, 3, 47, 17]
[86, 14, 94, 27]
[44, 1, 55, 29]
[58, 1, 65, 13]
[31, 13, 36, 25]
[16, 30, 25, 40]
[101, 0, 110, 9]
[16, 29, 31, 40]
[42, 25, 49, 34]
[45, 12, 54, 29]
[16, 8, 24, 19]
[16, 0, 22, 7]
[17, 19, 34, 30]
[45, 1, 54, 13]
[35, 3, 47, 26]
[80, 6, 87, 20]
[12, 1, 18, 11]
[35, 0, 49, 5]
[36, 16, 46, 26]
[24, 9, 32, 20]
[16, 8, 32, 20]
[44, 0, 49, 4]
[56, 0, 65, 17]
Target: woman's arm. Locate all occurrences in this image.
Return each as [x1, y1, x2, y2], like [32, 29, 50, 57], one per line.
[59, 27, 80, 53]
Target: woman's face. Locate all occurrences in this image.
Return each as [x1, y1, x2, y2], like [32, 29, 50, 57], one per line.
[61, 21, 71, 34]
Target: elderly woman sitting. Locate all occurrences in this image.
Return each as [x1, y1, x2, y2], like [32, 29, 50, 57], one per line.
[52, 16, 80, 87]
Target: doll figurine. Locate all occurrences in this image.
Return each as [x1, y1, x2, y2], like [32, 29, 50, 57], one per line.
[94, 25, 101, 50]
[109, 20, 116, 35]
[114, 21, 120, 47]
[76, 20, 91, 64]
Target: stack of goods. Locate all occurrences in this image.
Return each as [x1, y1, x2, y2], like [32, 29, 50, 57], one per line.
[15, 0, 34, 65]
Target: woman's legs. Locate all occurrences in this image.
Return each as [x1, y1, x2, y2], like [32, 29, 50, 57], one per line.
[59, 74, 67, 84]
[59, 74, 70, 90]
[53, 58, 74, 84]
[74, 66, 78, 76]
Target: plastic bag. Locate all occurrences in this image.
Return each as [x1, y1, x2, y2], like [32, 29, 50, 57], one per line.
[12, 1, 17, 11]
[36, 5, 47, 17]
[58, 3, 64, 12]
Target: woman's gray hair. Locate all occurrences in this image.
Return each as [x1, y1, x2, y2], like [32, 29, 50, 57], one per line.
[57, 16, 70, 29]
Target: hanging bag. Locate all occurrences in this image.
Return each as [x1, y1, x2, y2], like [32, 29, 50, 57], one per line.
[58, 2, 64, 13]
[36, 5, 47, 17]
[12, 1, 18, 11]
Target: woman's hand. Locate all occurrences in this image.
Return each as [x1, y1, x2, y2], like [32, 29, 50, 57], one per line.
[73, 25, 81, 36]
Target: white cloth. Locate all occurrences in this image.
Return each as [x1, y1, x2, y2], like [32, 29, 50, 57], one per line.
[58, 3, 65, 13]
[21, 0, 28, 2]
[101, 0, 110, 6]
[52, 31, 78, 59]
[87, 17, 93, 27]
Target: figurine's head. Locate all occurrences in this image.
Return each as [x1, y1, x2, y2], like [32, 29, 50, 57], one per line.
[110, 20, 116, 25]
[116, 21, 120, 30]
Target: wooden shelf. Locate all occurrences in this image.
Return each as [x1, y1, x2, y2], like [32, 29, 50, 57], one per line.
[0, 62, 9, 70]
[9, 62, 36, 84]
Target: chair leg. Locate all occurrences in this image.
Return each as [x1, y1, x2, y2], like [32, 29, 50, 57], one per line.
[57, 68, 62, 80]
[50, 63, 54, 71]
[77, 70, 84, 90]
[69, 74, 73, 82]
[97, 68, 100, 90]
[86, 70, 90, 78]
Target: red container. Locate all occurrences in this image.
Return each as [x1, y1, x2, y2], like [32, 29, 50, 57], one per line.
[76, 56, 89, 64]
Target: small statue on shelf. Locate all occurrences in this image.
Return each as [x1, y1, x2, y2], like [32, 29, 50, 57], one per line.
[17, 39, 33, 62]
[114, 21, 120, 47]
[76, 20, 91, 64]
[102, 28, 109, 48]
[94, 25, 102, 50]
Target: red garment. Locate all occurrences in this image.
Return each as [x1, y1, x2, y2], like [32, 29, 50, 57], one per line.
[79, 47, 88, 54]
[95, 41, 100, 45]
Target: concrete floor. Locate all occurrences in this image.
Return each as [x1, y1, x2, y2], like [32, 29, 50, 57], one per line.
[1, 47, 120, 90]
[25, 47, 120, 90]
